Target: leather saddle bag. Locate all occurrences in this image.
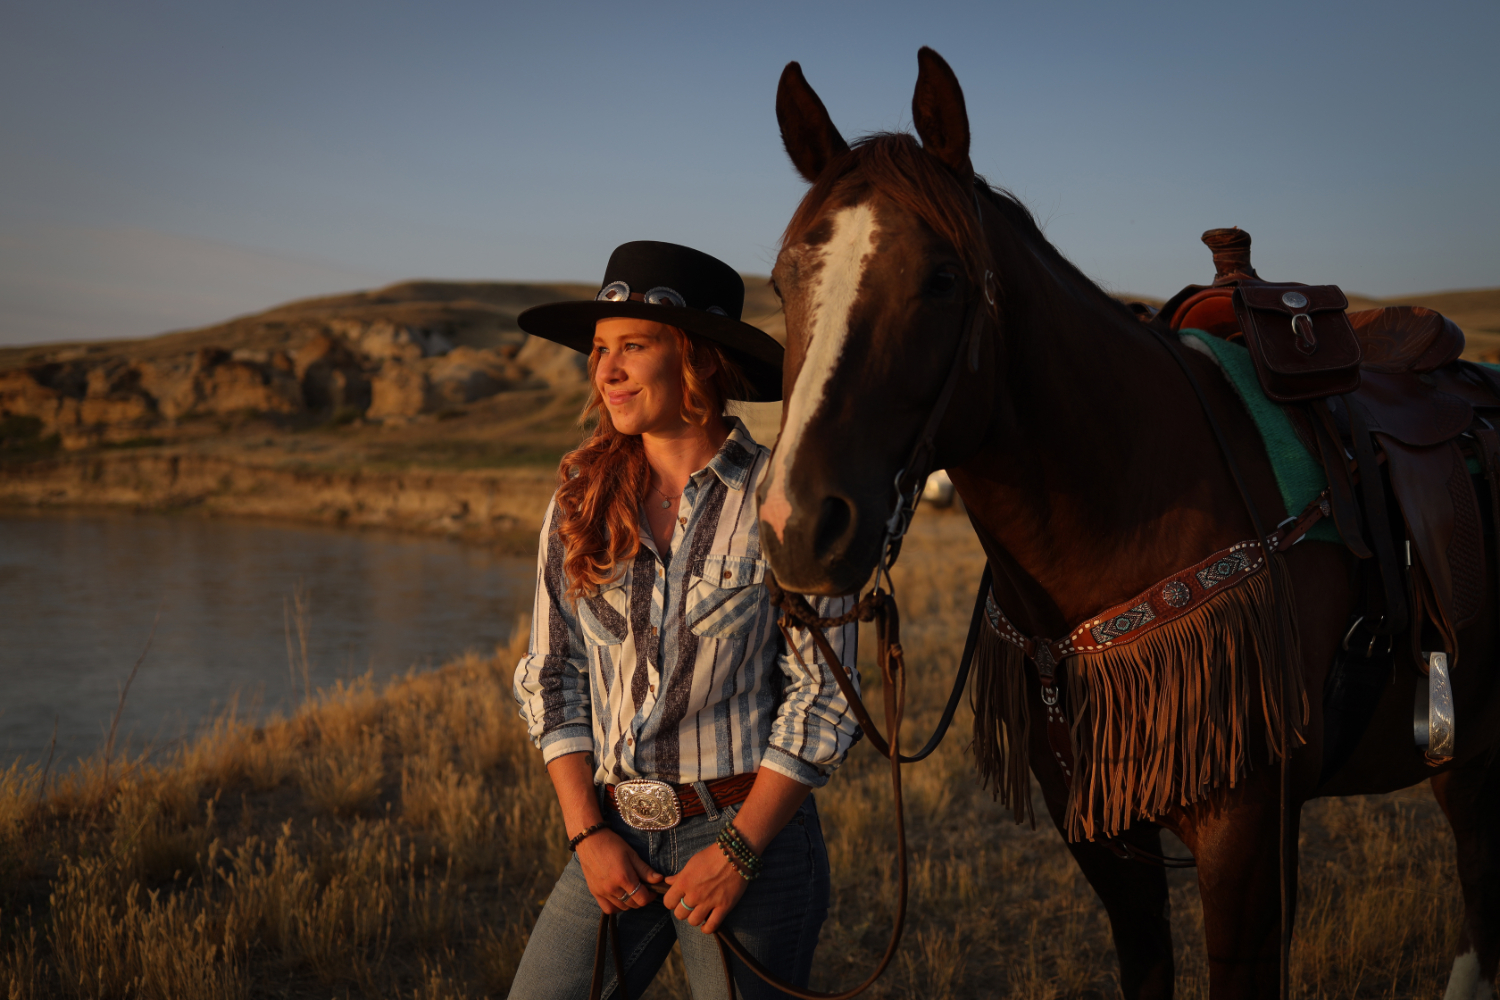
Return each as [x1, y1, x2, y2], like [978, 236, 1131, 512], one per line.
[1233, 283, 1363, 402]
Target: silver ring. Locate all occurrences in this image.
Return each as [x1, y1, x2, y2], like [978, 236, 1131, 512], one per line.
[623, 883, 641, 899]
[679, 899, 695, 912]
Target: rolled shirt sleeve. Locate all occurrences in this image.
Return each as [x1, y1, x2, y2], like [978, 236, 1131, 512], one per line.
[513, 498, 594, 763]
[762, 593, 862, 787]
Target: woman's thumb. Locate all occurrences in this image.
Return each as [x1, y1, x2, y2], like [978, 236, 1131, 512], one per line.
[631, 853, 664, 882]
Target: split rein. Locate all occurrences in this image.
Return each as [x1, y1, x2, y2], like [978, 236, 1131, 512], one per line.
[587, 571, 992, 1000]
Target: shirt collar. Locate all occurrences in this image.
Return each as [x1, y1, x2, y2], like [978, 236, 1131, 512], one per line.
[700, 416, 759, 493]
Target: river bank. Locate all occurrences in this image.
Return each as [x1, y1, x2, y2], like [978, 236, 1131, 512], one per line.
[0, 387, 783, 552]
[1, 443, 558, 552]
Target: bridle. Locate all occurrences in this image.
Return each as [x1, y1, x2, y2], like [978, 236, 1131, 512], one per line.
[875, 189, 998, 586]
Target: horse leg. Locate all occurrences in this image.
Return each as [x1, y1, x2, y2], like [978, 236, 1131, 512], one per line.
[1175, 775, 1297, 1000]
[1032, 745, 1174, 997]
[1431, 755, 1500, 999]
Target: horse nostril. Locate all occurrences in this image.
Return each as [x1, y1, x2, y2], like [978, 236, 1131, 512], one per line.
[812, 495, 855, 560]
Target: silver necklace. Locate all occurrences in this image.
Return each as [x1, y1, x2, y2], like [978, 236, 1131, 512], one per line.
[651, 480, 681, 510]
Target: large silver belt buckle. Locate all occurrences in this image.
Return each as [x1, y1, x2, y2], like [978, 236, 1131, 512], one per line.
[614, 778, 683, 830]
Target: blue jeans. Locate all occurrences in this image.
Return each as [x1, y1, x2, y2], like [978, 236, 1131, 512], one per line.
[508, 792, 831, 1000]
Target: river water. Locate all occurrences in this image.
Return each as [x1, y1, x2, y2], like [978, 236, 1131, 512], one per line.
[0, 510, 537, 769]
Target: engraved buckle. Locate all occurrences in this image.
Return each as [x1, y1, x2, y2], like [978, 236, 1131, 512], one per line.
[614, 778, 683, 830]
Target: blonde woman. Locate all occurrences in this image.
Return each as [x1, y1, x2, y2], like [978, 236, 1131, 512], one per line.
[510, 242, 859, 999]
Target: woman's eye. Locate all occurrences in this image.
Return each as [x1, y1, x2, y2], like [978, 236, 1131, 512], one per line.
[926, 271, 958, 297]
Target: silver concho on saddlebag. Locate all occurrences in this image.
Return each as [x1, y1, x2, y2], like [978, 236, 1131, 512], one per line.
[614, 778, 683, 830]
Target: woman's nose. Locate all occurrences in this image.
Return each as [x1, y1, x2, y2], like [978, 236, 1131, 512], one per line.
[597, 353, 624, 384]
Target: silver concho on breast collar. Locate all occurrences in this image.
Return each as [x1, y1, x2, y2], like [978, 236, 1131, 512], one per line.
[613, 778, 683, 830]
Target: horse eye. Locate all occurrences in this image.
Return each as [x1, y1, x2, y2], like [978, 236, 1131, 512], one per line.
[770, 277, 783, 301]
[926, 270, 958, 297]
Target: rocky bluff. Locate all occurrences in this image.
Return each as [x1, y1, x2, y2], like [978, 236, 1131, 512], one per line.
[0, 280, 608, 450]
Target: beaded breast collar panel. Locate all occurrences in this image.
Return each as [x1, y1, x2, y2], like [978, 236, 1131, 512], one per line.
[983, 488, 1331, 685]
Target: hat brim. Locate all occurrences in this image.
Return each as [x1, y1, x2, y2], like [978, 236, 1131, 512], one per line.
[517, 300, 784, 402]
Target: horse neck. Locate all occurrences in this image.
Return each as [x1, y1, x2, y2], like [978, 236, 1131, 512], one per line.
[955, 229, 1237, 636]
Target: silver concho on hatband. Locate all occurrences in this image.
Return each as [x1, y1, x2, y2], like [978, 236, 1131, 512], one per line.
[594, 281, 721, 315]
[613, 778, 683, 830]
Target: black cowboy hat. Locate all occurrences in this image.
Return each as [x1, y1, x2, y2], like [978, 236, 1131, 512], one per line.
[517, 241, 783, 402]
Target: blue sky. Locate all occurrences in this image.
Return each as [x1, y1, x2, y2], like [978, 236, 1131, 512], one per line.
[2, 0, 1496, 345]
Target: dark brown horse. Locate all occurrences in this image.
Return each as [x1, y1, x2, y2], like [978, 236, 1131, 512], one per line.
[756, 48, 1500, 1000]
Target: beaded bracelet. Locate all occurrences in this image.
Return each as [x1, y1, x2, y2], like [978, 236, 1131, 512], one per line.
[569, 821, 609, 852]
[718, 843, 755, 881]
[720, 822, 762, 870]
[716, 823, 763, 881]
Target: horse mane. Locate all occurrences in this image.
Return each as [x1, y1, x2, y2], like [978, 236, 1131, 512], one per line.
[781, 131, 1139, 327]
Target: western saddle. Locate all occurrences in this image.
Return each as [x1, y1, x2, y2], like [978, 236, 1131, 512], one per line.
[1146, 229, 1499, 771]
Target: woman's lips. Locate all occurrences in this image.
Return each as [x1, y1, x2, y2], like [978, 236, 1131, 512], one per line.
[605, 388, 638, 407]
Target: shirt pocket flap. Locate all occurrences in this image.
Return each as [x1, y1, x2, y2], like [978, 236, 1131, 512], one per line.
[698, 554, 767, 589]
[686, 556, 768, 639]
[577, 575, 629, 645]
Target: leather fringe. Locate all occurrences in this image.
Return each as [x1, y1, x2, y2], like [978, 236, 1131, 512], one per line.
[972, 556, 1307, 841]
[969, 615, 1033, 825]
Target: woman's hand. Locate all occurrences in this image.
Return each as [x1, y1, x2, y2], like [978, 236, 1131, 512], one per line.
[662, 842, 747, 933]
[576, 830, 665, 915]
[661, 770, 813, 932]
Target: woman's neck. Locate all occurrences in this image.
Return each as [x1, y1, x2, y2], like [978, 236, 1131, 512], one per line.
[642, 414, 731, 492]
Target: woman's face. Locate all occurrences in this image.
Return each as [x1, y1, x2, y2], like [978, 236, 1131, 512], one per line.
[593, 317, 689, 436]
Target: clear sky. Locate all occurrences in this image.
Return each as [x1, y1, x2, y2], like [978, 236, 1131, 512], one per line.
[2, 0, 1496, 346]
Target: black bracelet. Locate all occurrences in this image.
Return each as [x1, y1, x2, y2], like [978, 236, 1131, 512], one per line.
[569, 822, 609, 852]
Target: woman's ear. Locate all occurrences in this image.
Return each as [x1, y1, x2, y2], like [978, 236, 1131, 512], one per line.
[695, 347, 720, 381]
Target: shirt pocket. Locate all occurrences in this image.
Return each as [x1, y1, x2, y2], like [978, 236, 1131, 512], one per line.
[577, 575, 630, 646]
[686, 555, 768, 639]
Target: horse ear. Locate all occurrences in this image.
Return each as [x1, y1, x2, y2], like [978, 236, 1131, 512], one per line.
[776, 61, 849, 183]
[911, 47, 972, 180]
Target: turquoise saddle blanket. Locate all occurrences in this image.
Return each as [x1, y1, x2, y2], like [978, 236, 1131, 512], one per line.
[1178, 329, 1342, 544]
[1178, 329, 1499, 548]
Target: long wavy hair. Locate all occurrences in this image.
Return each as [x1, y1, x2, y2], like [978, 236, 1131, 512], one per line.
[555, 326, 750, 600]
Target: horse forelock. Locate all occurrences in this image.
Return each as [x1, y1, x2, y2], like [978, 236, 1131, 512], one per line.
[780, 132, 994, 292]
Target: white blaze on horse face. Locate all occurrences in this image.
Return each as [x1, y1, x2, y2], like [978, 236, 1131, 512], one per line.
[761, 203, 880, 541]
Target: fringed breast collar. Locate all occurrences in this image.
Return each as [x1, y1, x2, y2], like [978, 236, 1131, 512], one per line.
[973, 489, 1328, 841]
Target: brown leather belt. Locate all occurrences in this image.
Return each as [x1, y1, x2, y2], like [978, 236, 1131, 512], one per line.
[605, 772, 757, 829]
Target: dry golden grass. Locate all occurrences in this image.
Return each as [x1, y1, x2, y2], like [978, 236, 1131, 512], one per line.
[0, 507, 1468, 997]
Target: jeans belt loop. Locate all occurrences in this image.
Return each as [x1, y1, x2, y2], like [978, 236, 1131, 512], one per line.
[691, 780, 720, 821]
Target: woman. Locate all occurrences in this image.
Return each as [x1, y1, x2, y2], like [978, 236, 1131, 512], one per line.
[509, 241, 860, 1000]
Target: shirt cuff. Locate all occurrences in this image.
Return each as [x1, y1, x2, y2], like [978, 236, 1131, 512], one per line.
[760, 746, 831, 788]
[539, 724, 594, 764]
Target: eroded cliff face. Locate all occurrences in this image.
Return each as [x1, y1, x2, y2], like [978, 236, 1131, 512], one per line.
[0, 312, 588, 451]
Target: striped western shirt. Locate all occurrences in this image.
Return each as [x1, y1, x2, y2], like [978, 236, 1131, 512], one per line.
[512, 418, 861, 788]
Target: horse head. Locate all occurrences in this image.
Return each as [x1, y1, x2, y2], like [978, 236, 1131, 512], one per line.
[758, 48, 998, 595]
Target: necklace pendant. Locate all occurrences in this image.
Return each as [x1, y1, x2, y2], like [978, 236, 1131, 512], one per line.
[661, 499, 671, 509]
